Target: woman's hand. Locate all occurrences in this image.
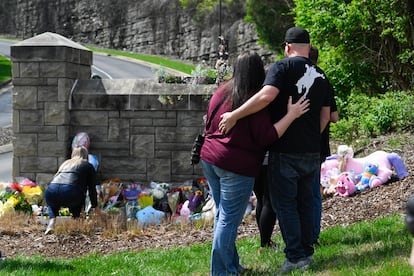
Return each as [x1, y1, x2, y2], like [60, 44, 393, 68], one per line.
[287, 95, 310, 118]
[218, 112, 236, 135]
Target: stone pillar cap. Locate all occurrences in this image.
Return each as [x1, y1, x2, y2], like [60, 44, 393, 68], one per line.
[13, 32, 88, 50]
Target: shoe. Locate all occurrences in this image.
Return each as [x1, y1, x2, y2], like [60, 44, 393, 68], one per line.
[45, 218, 55, 234]
[268, 241, 280, 250]
[278, 256, 314, 274]
[257, 241, 280, 255]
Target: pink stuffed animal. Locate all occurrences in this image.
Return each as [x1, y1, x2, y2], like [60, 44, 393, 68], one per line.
[321, 146, 408, 196]
[336, 172, 357, 197]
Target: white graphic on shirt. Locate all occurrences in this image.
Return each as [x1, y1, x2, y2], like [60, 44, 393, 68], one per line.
[296, 64, 325, 98]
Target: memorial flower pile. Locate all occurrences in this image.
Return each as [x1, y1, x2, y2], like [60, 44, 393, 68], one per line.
[0, 179, 43, 216]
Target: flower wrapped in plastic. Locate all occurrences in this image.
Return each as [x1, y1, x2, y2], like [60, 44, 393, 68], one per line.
[188, 190, 203, 212]
[0, 183, 33, 215]
[22, 185, 43, 205]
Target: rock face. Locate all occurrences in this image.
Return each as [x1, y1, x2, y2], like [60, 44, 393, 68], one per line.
[0, 0, 272, 66]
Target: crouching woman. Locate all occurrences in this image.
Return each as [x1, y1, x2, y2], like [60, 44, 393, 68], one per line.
[44, 146, 100, 234]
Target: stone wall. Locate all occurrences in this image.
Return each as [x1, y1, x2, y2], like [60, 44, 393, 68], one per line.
[11, 32, 209, 186]
[70, 79, 211, 183]
[1, 0, 273, 66]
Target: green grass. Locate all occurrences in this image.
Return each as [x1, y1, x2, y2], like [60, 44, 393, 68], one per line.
[87, 46, 196, 75]
[0, 215, 412, 275]
[0, 55, 11, 83]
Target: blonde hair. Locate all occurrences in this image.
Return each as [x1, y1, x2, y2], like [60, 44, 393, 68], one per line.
[71, 146, 89, 160]
[56, 146, 89, 173]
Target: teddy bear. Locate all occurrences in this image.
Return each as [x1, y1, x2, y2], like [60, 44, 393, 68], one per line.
[355, 162, 379, 192]
[336, 172, 357, 197]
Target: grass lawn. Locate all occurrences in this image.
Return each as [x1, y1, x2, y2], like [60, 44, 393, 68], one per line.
[0, 215, 412, 275]
[0, 55, 11, 84]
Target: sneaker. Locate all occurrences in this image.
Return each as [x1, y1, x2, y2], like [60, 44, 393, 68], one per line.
[268, 240, 280, 249]
[45, 218, 55, 235]
[278, 256, 314, 274]
[257, 241, 280, 255]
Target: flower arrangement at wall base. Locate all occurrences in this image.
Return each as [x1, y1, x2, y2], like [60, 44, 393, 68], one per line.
[0, 179, 43, 216]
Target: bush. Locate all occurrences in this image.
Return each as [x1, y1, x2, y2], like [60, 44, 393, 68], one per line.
[331, 90, 414, 144]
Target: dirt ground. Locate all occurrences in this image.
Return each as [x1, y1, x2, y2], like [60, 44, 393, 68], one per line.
[0, 130, 413, 259]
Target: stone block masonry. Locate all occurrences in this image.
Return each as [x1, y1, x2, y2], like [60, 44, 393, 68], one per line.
[70, 79, 212, 183]
[11, 32, 211, 186]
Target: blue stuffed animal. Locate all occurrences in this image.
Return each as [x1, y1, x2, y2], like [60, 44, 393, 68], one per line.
[355, 162, 379, 192]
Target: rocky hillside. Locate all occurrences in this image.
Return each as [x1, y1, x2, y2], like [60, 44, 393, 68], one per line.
[0, 0, 272, 66]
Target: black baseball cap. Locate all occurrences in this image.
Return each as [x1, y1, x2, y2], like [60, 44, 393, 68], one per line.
[282, 27, 310, 46]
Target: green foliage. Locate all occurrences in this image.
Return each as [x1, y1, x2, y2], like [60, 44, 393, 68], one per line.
[330, 90, 414, 145]
[179, 0, 237, 28]
[0, 54, 11, 83]
[245, 0, 294, 51]
[294, 0, 414, 97]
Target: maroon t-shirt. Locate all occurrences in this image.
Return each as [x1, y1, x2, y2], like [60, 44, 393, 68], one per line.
[201, 84, 278, 177]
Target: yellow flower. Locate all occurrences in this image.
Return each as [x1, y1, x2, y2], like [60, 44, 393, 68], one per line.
[0, 199, 15, 216]
[7, 196, 19, 207]
[22, 186, 43, 205]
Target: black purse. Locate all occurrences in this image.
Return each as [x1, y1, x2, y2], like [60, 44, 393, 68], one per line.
[190, 96, 226, 165]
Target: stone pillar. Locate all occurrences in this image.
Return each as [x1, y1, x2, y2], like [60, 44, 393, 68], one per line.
[11, 32, 92, 186]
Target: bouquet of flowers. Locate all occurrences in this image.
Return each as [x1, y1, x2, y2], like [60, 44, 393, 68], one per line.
[0, 185, 32, 216]
[0, 180, 44, 216]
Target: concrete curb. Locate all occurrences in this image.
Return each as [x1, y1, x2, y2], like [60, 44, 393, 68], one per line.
[0, 143, 12, 154]
[0, 79, 12, 90]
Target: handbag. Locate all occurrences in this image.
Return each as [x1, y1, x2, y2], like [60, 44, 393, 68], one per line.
[190, 96, 227, 165]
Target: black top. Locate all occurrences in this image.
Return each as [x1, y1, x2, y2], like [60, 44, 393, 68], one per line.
[51, 160, 98, 208]
[264, 56, 331, 153]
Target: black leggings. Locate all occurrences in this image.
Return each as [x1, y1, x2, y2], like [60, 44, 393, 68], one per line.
[253, 165, 277, 247]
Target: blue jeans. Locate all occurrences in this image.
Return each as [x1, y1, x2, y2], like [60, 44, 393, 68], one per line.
[201, 160, 254, 276]
[44, 183, 84, 218]
[268, 152, 319, 262]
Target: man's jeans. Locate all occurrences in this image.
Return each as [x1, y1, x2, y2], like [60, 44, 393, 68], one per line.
[268, 152, 319, 262]
[45, 183, 84, 218]
[201, 160, 254, 276]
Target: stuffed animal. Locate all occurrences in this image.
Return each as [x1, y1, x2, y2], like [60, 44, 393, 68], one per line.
[355, 162, 379, 192]
[136, 206, 165, 227]
[336, 172, 357, 197]
[321, 147, 408, 196]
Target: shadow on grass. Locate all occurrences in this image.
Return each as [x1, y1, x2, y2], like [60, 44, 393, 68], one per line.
[0, 258, 75, 273]
[313, 215, 411, 273]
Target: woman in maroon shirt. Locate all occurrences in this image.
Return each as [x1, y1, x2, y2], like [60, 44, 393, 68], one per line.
[200, 51, 309, 275]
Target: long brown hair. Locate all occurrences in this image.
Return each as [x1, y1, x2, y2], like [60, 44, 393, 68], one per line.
[227, 51, 265, 110]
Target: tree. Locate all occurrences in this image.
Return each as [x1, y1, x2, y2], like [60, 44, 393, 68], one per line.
[245, 0, 294, 51]
[294, 0, 414, 98]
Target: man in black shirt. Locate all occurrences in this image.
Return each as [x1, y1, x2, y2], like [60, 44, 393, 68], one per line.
[218, 27, 331, 273]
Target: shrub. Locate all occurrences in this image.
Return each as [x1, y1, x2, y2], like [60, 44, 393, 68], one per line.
[331, 90, 414, 144]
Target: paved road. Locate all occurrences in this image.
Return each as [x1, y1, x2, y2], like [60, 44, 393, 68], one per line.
[0, 150, 12, 182]
[0, 39, 157, 80]
[0, 87, 12, 127]
[0, 83, 13, 182]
